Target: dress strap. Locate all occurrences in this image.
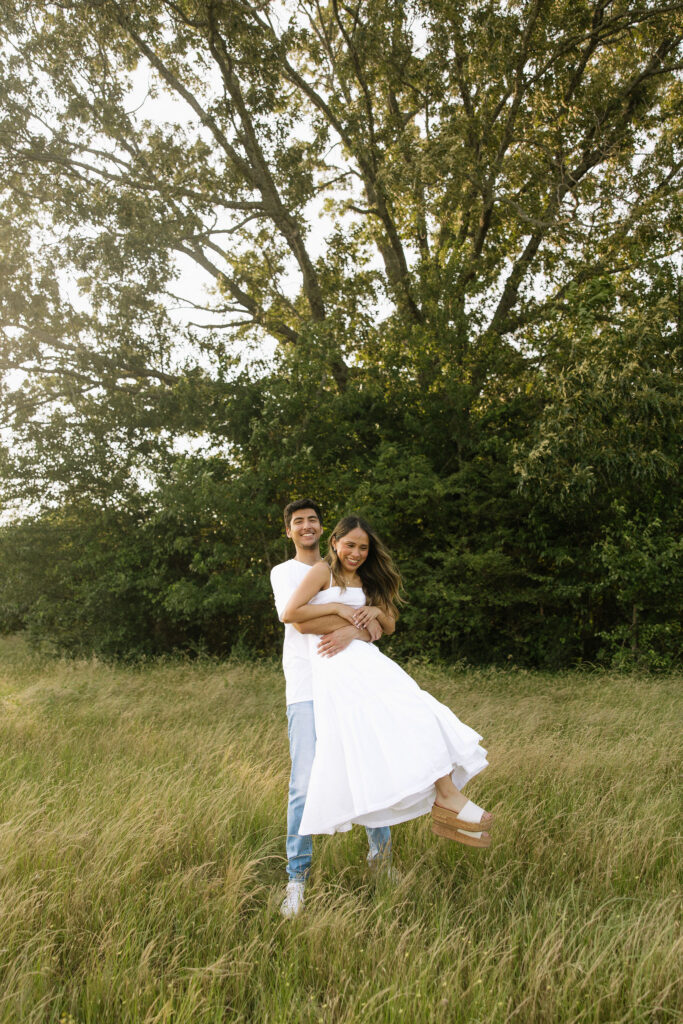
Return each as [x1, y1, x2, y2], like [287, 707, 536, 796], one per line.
[329, 571, 334, 588]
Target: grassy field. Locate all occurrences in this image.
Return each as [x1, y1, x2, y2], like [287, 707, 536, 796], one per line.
[0, 635, 680, 1024]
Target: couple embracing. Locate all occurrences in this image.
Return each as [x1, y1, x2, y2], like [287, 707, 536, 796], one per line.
[270, 499, 493, 918]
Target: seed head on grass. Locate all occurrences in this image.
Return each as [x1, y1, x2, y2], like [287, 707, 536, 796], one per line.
[0, 641, 680, 1024]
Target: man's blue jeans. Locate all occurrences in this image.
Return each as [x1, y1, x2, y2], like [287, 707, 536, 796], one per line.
[286, 700, 391, 881]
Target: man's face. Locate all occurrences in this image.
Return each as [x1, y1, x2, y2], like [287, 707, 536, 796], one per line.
[286, 508, 323, 551]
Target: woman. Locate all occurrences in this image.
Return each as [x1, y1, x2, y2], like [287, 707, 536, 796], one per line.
[282, 516, 493, 847]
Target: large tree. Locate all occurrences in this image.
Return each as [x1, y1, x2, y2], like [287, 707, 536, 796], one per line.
[0, 1, 681, 665]
[1, 0, 681, 505]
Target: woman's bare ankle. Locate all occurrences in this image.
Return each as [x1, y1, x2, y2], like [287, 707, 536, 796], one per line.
[434, 776, 466, 812]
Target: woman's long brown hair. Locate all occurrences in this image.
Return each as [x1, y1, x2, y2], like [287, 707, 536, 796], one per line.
[326, 516, 403, 616]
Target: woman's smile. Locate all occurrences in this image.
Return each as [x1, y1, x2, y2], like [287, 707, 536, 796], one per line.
[334, 527, 369, 573]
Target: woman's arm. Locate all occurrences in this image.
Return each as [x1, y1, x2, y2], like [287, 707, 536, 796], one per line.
[295, 613, 367, 635]
[284, 601, 355, 625]
[281, 562, 354, 624]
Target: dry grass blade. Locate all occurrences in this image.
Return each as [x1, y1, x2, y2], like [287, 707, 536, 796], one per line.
[0, 636, 680, 1023]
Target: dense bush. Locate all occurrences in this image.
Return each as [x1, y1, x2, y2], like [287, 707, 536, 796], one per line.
[2, 328, 680, 669]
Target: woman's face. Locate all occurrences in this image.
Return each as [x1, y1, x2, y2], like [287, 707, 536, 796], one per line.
[333, 527, 370, 574]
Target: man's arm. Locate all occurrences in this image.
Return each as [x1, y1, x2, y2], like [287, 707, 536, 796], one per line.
[294, 614, 382, 643]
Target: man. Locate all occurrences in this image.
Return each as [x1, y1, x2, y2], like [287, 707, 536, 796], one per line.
[270, 498, 392, 918]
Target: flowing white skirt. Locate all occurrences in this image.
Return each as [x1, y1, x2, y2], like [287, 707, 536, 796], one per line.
[298, 638, 488, 835]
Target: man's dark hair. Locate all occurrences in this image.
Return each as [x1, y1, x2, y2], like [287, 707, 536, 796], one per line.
[284, 498, 323, 531]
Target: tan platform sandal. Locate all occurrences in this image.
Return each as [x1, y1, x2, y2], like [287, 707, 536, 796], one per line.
[431, 799, 493, 848]
[431, 820, 491, 847]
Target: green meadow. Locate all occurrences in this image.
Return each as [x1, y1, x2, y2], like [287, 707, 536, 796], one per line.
[0, 635, 680, 1024]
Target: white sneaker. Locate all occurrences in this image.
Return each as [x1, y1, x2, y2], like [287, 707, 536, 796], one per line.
[368, 855, 401, 884]
[280, 881, 306, 918]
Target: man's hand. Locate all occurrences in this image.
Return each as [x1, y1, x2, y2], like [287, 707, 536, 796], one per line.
[317, 624, 363, 658]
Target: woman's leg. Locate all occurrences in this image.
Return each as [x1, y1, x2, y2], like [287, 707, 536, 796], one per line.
[434, 774, 493, 827]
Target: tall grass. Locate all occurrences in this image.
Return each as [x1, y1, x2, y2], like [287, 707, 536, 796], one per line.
[0, 635, 680, 1023]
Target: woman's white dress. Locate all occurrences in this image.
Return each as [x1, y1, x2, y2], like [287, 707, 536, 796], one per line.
[298, 584, 488, 836]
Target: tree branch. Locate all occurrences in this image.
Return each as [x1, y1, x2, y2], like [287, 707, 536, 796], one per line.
[174, 242, 301, 346]
[482, 32, 683, 347]
[204, 1, 328, 324]
[110, 3, 255, 183]
[241, 2, 422, 321]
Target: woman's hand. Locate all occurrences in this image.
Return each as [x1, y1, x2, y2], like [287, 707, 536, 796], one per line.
[334, 603, 357, 623]
[352, 605, 381, 630]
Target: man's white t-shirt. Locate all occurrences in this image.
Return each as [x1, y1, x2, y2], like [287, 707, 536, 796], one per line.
[270, 559, 319, 706]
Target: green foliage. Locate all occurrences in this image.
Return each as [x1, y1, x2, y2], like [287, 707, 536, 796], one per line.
[2, 322, 680, 666]
[1, 1, 682, 666]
